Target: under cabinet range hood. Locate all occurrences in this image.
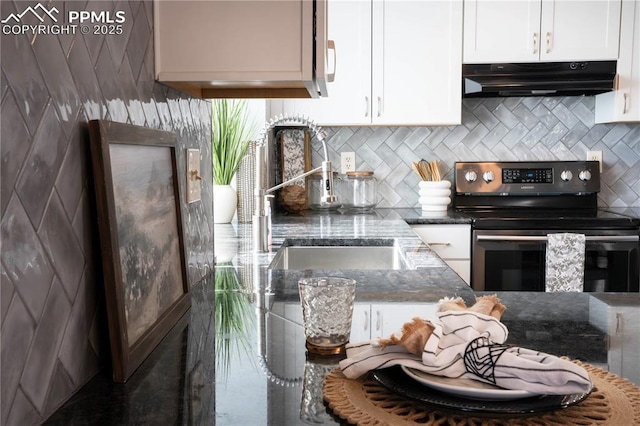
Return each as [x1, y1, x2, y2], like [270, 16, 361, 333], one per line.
[463, 61, 617, 98]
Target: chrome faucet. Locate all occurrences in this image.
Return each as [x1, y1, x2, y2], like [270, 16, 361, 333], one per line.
[253, 114, 336, 252]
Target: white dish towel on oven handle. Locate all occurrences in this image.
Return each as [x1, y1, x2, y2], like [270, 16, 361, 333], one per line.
[545, 233, 586, 292]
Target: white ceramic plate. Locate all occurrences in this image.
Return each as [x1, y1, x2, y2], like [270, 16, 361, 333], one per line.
[401, 366, 538, 401]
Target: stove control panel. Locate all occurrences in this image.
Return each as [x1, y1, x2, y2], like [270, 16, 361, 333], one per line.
[503, 168, 553, 184]
[455, 161, 600, 195]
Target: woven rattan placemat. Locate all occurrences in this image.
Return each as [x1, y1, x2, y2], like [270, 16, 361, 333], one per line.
[324, 361, 640, 425]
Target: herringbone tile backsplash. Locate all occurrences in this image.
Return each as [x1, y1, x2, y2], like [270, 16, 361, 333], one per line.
[316, 96, 640, 208]
[1, 1, 214, 424]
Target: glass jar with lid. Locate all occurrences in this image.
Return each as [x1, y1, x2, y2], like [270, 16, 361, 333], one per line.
[307, 172, 342, 210]
[341, 171, 378, 211]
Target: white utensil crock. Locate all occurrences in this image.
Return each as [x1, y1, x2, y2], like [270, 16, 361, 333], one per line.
[418, 180, 451, 212]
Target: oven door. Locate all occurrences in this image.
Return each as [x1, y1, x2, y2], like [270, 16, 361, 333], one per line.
[472, 230, 639, 292]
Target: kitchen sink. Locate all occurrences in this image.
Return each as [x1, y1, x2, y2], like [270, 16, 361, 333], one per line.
[268, 240, 410, 270]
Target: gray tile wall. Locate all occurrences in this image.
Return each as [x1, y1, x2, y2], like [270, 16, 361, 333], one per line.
[1, 1, 213, 424]
[317, 97, 640, 207]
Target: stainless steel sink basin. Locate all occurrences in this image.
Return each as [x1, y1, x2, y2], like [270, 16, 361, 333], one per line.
[269, 242, 409, 270]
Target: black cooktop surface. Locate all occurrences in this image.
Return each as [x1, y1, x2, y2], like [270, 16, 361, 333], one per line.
[459, 208, 640, 230]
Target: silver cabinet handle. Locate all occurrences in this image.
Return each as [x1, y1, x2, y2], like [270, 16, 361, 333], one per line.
[623, 92, 629, 114]
[546, 32, 552, 53]
[327, 40, 336, 83]
[377, 96, 382, 117]
[364, 96, 369, 117]
[533, 32, 538, 54]
[477, 235, 639, 242]
[363, 310, 369, 332]
[615, 313, 622, 334]
[428, 242, 451, 246]
[376, 310, 381, 331]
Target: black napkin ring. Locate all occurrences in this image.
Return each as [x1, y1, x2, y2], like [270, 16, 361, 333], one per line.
[463, 336, 509, 385]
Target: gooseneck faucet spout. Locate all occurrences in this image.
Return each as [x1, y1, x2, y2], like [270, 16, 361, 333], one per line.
[253, 114, 335, 252]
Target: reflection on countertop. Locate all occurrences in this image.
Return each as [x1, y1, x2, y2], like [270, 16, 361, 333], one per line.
[45, 209, 640, 425]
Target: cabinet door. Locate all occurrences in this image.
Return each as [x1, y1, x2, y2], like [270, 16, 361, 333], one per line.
[270, 0, 462, 126]
[411, 225, 471, 259]
[463, 0, 541, 63]
[271, 1, 372, 125]
[373, 0, 462, 125]
[595, 0, 640, 123]
[540, 0, 621, 61]
[619, 308, 640, 385]
[411, 224, 471, 285]
[155, 0, 316, 98]
[464, 0, 621, 63]
[350, 303, 372, 343]
[371, 303, 440, 339]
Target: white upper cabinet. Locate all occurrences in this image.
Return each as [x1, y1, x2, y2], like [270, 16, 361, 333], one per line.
[269, 0, 463, 126]
[596, 0, 640, 123]
[373, 1, 463, 125]
[270, 1, 372, 125]
[154, 0, 328, 99]
[540, 0, 622, 61]
[463, 0, 622, 63]
[463, 0, 541, 63]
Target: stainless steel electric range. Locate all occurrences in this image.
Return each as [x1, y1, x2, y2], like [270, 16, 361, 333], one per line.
[453, 161, 640, 292]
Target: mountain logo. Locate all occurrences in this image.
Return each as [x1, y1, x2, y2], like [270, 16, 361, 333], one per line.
[1, 3, 59, 24]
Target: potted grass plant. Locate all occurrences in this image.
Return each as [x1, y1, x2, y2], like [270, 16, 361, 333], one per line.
[212, 99, 256, 223]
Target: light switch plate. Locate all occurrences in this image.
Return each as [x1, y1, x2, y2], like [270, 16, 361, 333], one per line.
[186, 149, 201, 203]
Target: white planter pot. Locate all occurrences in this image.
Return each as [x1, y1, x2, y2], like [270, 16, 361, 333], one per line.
[214, 184, 237, 224]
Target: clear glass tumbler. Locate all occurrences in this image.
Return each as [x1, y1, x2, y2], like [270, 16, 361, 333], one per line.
[298, 277, 356, 355]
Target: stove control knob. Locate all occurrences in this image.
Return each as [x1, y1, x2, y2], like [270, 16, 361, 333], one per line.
[560, 170, 573, 182]
[464, 170, 478, 182]
[483, 170, 495, 183]
[579, 170, 592, 181]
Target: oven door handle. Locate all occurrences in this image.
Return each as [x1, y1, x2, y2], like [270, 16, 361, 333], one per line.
[476, 235, 639, 242]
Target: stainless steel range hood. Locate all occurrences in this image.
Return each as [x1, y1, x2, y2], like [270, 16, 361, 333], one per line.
[463, 61, 617, 98]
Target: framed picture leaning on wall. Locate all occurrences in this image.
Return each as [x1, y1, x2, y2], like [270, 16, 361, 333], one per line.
[88, 120, 191, 383]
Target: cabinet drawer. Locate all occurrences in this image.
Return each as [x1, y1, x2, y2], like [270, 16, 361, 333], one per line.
[412, 225, 471, 259]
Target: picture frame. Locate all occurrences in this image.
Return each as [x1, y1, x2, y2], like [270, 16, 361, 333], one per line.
[88, 120, 191, 383]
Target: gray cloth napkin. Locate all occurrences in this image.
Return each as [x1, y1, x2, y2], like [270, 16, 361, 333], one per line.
[339, 309, 593, 395]
[546, 233, 586, 292]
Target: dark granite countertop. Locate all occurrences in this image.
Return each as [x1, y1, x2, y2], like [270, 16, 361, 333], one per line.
[45, 209, 640, 425]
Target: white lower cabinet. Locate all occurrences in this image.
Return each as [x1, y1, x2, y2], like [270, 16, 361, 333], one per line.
[411, 224, 471, 285]
[272, 302, 439, 347]
[589, 297, 640, 386]
[351, 303, 440, 342]
[350, 304, 373, 343]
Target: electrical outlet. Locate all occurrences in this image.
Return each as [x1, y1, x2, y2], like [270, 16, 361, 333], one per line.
[341, 152, 356, 174]
[586, 150, 603, 173]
